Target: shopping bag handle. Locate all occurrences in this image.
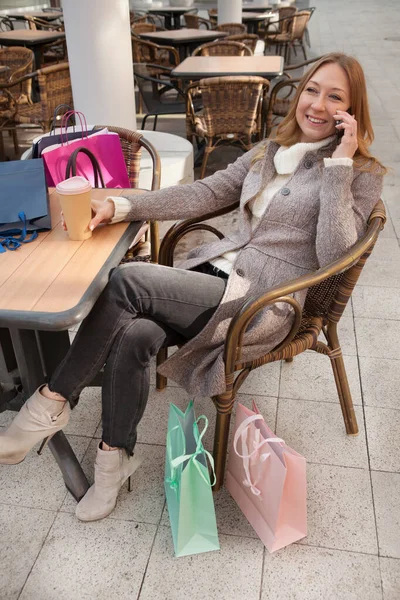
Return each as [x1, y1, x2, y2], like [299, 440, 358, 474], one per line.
[65, 147, 106, 188]
[50, 104, 74, 134]
[0, 212, 38, 253]
[233, 414, 284, 497]
[166, 415, 216, 489]
[60, 110, 88, 145]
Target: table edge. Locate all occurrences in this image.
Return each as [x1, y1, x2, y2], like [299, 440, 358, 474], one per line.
[0, 221, 142, 331]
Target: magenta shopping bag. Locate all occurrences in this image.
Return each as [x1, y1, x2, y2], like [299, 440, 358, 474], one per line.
[42, 111, 130, 188]
[226, 401, 307, 553]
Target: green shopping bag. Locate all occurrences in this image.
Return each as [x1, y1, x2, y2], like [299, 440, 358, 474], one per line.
[164, 401, 220, 557]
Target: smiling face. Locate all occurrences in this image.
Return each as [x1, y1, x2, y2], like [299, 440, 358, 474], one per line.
[295, 62, 351, 143]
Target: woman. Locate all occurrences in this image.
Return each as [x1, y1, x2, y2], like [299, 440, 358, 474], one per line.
[0, 53, 385, 521]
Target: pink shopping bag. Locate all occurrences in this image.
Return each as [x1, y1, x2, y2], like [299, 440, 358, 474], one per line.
[225, 401, 307, 553]
[42, 111, 130, 188]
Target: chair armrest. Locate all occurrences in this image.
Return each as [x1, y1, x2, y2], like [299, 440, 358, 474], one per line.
[0, 70, 38, 90]
[158, 202, 240, 267]
[224, 200, 385, 370]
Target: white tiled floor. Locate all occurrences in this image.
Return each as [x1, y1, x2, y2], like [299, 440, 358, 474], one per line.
[1, 0, 400, 598]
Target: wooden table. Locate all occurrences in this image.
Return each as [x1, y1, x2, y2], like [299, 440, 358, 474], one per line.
[0, 187, 142, 501]
[139, 28, 228, 60]
[0, 30, 65, 69]
[171, 55, 284, 79]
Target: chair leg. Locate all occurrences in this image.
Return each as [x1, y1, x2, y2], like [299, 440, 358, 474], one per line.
[152, 114, 158, 131]
[326, 325, 358, 435]
[12, 128, 19, 154]
[150, 220, 159, 263]
[200, 143, 213, 179]
[212, 407, 233, 491]
[285, 357, 294, 363]
[301, 40, 307, 60]
[156, 347, 168, 391]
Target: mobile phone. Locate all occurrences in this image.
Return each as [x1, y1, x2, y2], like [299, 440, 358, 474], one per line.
[336, 108, 352, 138]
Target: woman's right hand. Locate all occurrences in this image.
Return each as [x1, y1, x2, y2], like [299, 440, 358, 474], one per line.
[89, 199, 115, 231]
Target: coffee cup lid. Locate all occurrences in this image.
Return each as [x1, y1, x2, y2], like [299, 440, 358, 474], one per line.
[56, 176, 92, 195]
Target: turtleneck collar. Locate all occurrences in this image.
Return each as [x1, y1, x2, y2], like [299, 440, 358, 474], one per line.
[274, 136, 336, 175]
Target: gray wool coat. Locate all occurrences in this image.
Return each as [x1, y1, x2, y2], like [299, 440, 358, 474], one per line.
[124, 139, 383, 397]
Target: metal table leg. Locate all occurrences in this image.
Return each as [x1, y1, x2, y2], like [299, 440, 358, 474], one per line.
[9, 328, 90, 502]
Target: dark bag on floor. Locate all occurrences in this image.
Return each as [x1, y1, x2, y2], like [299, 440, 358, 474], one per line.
[0, 159, 50, 253]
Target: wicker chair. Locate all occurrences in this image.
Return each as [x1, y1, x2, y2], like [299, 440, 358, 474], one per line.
[134, 63, 190, 131]
[131, 34, 180, 69]
[131, 22, 157, 35]
[183, 13, 213, 30]
[224, 33, 259, 54]
[208, 9, 218, 28]
[156, 200, 387, 489]
[186, 76, 270, 178]
[93, 125, 161, 262]
[264, 56, 323, 137]
[216, 22, 247, 35]
[265, 11, 310, 63]
[0, 47, 34, 104]
[0, 63, 72, 140]
[192, 40, 253, 57]
[304, 7, 316, 48]
[0, 17, 14, 31]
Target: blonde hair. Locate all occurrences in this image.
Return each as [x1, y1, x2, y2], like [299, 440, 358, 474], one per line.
[256, 53, 386, 174]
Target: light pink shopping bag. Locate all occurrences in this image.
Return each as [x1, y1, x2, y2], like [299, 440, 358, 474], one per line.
[225, 401, 307, 553]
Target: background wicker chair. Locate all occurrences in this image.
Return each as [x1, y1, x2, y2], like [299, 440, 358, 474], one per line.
[0, 62, 72, 154]
[0, 47, 34, 104]
[192, 40, 253, 57]
[131, 22, 157, 35]
[186, 75, 270, 178]
[133, 63, 190, 131]
[224, 33, 259, 54]
[0, 17, 14, 31]
[208, 9, 218, 28]
[131, 34, 180, 69]
[183, 13, 213, 29]
[264, 11, 311, 63]
[264, 56, 323, 137]
[155, 200, 386, 489]
[215, 22, 246, 35]
[93, 125, 161, 262]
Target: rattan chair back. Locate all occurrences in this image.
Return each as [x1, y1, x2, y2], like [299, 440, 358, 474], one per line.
[278, 6, 297, 32]
[291, 11, 311, 41]
[224, 33, 258, 54]
[0, 17, 14, 31]
[183, 13, 212, 29]
[186, 75, 269, 177]
[132, 22, 157, 34]
[131, 35, 180, 68]
[216, 22, 246, 35]
[0, 47, 34, 102]
[192, 40, 252, 57]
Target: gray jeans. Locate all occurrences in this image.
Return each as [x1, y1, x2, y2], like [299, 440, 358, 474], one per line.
[49, 262, 227, 454]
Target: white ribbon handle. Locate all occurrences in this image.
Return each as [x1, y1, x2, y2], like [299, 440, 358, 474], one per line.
[233, 413, 284, 497]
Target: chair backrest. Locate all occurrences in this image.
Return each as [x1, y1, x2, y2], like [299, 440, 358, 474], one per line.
[290, 11, 311, 41]
[216, 22, 246, 35]
[187, 75, 269, 138]
[192, 40, 252, 57]
[304, 201, 386, 324]
[93, 125, 160, 190]
[0, 47, 34, 100]
[0, 17, 14, 31]
[37, 62, 73, 124]
[278, 7, 297, 34]
[224, 33, 258, 54]
[183, 13, 211, 29]
[131, 35, 179, 67]
[133, 62, 181, 114]
[132, 22, 157, 34]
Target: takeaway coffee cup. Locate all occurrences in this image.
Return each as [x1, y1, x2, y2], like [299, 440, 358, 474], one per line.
[56, 176, 92, 241]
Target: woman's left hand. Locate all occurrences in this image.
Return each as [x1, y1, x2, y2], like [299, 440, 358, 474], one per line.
[332, 110, 358, 159]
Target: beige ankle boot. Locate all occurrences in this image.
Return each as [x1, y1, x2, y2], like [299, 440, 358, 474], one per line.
[0, 386, 70, 465]
[75, 445, 142, 522]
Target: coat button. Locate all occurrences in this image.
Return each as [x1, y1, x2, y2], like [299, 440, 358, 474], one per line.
[236, 268, 245, 277]
[304, 160, 313, 169]
[281, 187, 290, 196]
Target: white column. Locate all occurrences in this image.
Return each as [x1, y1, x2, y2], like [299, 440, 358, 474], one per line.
[62, 0, 136, 130]
[218, 0, 242, 25]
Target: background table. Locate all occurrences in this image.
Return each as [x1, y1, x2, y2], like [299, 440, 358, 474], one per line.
[0, 188, 142, 501]
[6, 11, 63, 22]
[241, 11, 275, 34]
[139, 28, 228, 60]
[171, 55, 284, 79]
[0, 30, 65, 69]
[147, 7, 193, 30]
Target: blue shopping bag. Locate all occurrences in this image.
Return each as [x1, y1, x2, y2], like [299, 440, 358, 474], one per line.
[0, 159, 50, 253]
[165, 401, 220, 557]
